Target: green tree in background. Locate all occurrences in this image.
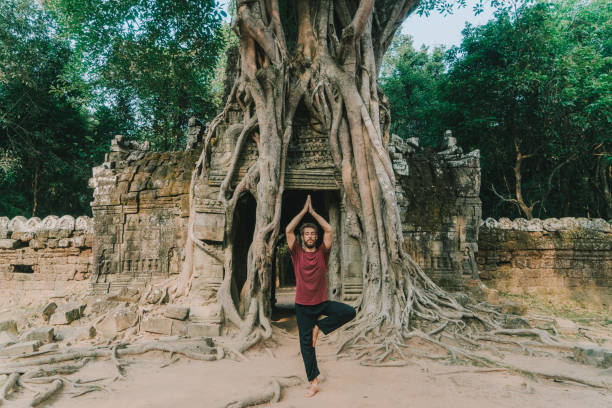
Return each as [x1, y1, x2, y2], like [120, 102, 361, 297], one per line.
[0, 0, 103, 218]
[443, 0, 610, 219]
[48, 0, 226, 151]
[386, 0, 611, 219]
[380, 34, 448, 146]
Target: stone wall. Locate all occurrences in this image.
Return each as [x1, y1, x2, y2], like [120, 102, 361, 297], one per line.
[85, 130, 482, 299]
[391, 132, 481, 290]
[88, 134, 199, 295]
[0, 215, 93, 299]
[477, 217, 612, 306]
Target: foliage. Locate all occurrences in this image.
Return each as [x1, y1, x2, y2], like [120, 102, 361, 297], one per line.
[380, 34, 448, 146]
[0, 0, 104, 217]
[443, 0, 611, 218]
[47, 0, 226, 151]
[385, 0, 611, 219]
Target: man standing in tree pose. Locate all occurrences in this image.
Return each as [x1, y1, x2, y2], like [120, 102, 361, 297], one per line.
[285, 195, 356, 397]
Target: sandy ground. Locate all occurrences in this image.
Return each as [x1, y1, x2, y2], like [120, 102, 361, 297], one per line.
[3, 303, 610, 408]
[40, 335, 612, 408]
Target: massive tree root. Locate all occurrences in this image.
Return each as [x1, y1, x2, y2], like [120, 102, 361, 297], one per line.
[175, 0, 602, 372]
[0, 338, 225, 405]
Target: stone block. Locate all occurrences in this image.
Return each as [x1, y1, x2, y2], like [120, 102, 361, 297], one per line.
[0, 239, 19, 249]
[0, 330, 18, 347]
[106, 287, 141, 303]
[49, 303, 85, 325]
[87, 299, 117, 316]
[193, 213, 225, 242]
[58, 239, 71, 248]
[142, 318, 173, 335]
[95, 306, 138, 337]
[171, 320, 188, 336]
[72, 235, 87, 248]
[164, 305, 189, 321]
[554, 317, 579, 335]
[54, 326, 96, 342]
[20, 326, 54, 343]
[0, 216, 9, 239]
[189, 304, 223, 324]
[14, 231, 34, 243]
[39, 343, 59, 353]
[187, 323, 220, 338]
[0, 340, 41, 356]
[573, 346, 612, 368]
[29, 239, 45, 249]
[0, 320, 18, 334]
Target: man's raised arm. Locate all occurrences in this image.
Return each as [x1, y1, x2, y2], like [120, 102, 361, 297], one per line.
[286, 195, 311, 251]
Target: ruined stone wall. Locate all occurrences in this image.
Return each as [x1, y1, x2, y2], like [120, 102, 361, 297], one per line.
[391, 132, 481, 290]
[477, 217, 612, 306]
[88, 134, 199, 295]
[84, 129, 483, 298]
[0, 215, 93, 299]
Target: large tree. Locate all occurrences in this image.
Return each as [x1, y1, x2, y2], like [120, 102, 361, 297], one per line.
[181, 0, 523, 360]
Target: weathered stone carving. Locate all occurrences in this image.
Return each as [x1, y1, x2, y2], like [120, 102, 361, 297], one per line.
[481, 217, 612, 232]
[40, 215, 59, 231]
[25, 217, 41, 232]
[8, 216, 27, 232]
[58, 215, 76, 231]
[395, 133, 482, 289]
[185, 117, 204, 150]
[75, 216, 93, 232]
[88, 142, 196, 293]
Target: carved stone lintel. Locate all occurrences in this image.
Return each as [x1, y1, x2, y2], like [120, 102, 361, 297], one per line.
[194, 199, 225, 214]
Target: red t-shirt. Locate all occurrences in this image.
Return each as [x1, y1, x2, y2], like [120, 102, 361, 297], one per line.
[289, 242, 330, 305]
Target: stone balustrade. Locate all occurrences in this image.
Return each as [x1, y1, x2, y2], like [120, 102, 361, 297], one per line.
[476, 217, 612, 308]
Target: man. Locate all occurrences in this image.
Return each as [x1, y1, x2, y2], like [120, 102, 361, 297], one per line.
[285, 195, 356, 397]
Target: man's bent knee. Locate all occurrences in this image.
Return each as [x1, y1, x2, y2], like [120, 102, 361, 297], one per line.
[340, 304, 356, 324]
[346, 306, 356, 321]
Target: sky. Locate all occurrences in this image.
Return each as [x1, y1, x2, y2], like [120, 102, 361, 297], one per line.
[402, 1, 497, 49]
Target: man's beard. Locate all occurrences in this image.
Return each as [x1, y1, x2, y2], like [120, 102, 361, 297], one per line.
[304, 240, 316, 249]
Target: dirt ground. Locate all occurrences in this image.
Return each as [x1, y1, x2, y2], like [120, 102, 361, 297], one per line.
[2, 300, 611, 408]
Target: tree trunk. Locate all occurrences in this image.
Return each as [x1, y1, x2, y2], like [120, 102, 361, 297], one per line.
[32, 165, 39, 217]
[183, 0, 504, 357]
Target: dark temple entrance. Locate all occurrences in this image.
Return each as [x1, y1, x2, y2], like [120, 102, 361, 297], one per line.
[231, 193, 257, 310]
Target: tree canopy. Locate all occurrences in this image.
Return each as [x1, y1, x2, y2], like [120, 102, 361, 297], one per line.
[47, 0, 226, 150]
[384, 0, 612, 219]
[0, 0, 98, 217]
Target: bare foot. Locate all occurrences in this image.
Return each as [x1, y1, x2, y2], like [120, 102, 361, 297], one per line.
[312, 325, 319, 347]
[305, 379, 319, 398]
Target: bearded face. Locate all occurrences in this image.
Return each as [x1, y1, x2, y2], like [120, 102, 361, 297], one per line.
[302, 228, 318, 249]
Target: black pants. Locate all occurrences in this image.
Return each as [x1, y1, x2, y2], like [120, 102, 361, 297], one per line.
[295, 300, 356, 382]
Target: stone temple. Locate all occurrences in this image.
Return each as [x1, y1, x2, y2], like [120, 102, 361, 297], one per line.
[87, 121, 482, 308]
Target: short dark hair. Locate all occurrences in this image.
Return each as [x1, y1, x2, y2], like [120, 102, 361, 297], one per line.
[299, 222, 318, 236]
